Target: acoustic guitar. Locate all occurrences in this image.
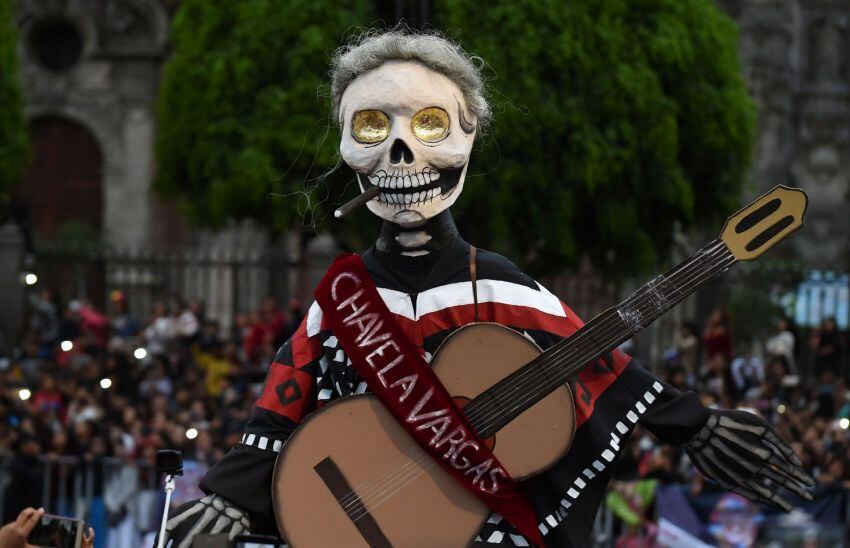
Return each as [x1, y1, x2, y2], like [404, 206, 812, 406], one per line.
[272, 185, 808, 546]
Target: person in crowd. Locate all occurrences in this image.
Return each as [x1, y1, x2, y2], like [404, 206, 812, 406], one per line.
[700, 352, 734, 404]
[17, 336, 46, 386]
[761, 355, 791, 404]
[811, 317, 844, 381]
[259, 295, 286, 348]
[675, 321, 700, 378]
[730, 345, 765, 397]
[282, 297, 304, 341]
[75, 300, 109, 353]
[765, 316, 796, 373]
[32, 375, 64, 418]
[2, 435, 44, 523]
[139, 360, 174, 398]
[175, 299, 201, 344]
[703, 307, 733, 365]
[28, 289, 59, 355]
[143, 301, 177, 357]
[109, 291, 139, 341]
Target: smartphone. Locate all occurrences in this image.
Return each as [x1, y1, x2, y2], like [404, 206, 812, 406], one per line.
[27, 513, 84, 548]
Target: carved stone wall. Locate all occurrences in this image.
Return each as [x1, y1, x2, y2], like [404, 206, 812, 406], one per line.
[721, 0, 850, 267]
[14, 0, 169, 249]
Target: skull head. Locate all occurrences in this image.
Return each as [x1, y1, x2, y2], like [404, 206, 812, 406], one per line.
[339, 60, 477, 226]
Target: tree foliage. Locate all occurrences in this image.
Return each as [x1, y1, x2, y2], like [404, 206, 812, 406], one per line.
[437, 0, 755, 276]
[155, 0, 374, 233]
[157, 0, 755, 278]
[0, 0, 29, 196]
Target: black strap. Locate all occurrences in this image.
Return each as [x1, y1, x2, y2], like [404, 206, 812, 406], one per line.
[470, 245, 479, 322]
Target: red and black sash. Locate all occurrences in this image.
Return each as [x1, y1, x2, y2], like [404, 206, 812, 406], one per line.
[315, 254, 543, 546]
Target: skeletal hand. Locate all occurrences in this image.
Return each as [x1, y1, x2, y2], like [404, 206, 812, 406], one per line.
[685, 409, 815, 512]
[162, 494, 249, 548]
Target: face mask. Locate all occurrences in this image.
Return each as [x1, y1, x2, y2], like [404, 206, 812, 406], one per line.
[339, 60, 477, 227]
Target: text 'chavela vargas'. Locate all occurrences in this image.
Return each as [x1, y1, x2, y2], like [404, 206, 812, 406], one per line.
[331, 272, 507, 494]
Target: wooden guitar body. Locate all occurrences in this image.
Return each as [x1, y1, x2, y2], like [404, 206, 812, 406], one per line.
[272, 323, 576, 547]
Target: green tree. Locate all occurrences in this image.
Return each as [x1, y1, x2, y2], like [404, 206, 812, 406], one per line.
[0, 0, 29, 196]
[437, 0, 755, 276]
[158, 0, 754, 278]
[155, 0, 375, 235]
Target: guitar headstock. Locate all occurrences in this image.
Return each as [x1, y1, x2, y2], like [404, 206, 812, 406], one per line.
[720, 185, 808, 261]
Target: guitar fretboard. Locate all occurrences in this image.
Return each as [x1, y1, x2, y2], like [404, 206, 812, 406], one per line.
[464, 239, 736, 438]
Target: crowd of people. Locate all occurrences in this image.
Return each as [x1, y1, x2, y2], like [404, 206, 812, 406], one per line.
[611, 308, 849, 545]
[1, 288, 848, 542]
[631, 308, 850, 491]
[1, 288, 303, 530]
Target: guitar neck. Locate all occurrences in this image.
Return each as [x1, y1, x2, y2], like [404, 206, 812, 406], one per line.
[466, 238, 736, 438]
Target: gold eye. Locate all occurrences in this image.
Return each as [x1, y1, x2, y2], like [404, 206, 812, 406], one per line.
[351, 110, 390, 144]
[411, 107, 450, 143]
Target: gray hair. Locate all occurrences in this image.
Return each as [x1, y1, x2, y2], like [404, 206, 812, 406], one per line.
[330, 29, 491, 132]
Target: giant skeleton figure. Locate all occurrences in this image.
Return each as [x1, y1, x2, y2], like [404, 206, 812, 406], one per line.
[164, 30, 814, 547]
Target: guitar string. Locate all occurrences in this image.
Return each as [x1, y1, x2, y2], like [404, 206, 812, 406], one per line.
[346, 252, 737, 521]
[339, 245, 732, 514]
[471, 253, 736, 439]
[338, 243, 731, 512]
[345, 253, 737, 521]
[465, 240, 726, 427]
[345, 253, 737, 522]
[337, 245, 734, 515]
[467, 242, 732, 434]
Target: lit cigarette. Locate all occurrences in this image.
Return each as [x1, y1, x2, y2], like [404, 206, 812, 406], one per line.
[334, 186, 380, 218]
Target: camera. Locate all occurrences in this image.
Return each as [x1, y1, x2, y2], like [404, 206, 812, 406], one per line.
[156, 449, 183, 476]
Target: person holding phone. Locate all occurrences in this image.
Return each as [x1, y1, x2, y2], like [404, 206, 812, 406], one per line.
[0, 508, 94, 548]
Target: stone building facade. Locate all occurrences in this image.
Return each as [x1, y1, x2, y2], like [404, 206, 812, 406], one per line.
[720, 0, 850, 268]
[15, 0, 170, 249]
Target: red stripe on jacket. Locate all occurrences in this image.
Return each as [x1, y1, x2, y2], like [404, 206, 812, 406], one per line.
[317, 295, 631, 426]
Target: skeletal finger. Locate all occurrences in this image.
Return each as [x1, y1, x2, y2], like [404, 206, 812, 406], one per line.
[764, 433, 814, 486]
[167, 501, 206, 530]
[731, 485, 787, 513]
[692, 448, 737, 489]
[710, 437, 758, 475]
[744, 479, 792, 512]
[764, 429, 803, 466]
[179, 506, 217, 548]
[718, 414, 766, 437]
[209, 514, 231, 535]
[715, 426, 771, 461]
[228, 521, 246, 540]
[766, 449, 815, 488]
[758, 466, 813, 500]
